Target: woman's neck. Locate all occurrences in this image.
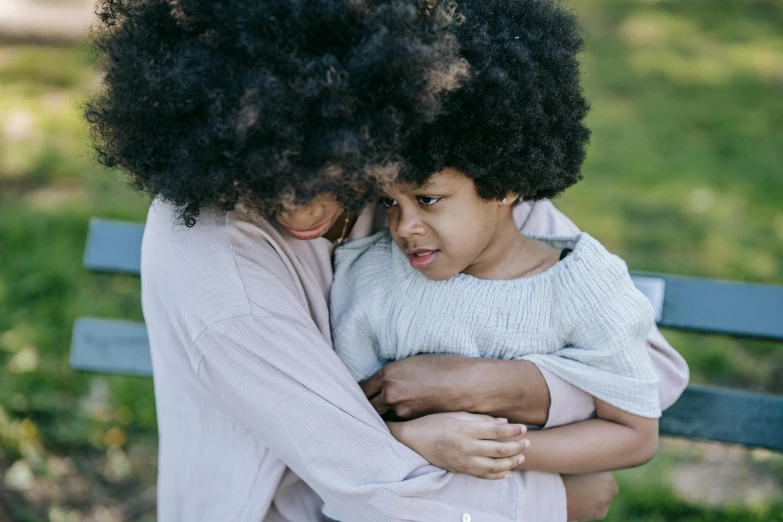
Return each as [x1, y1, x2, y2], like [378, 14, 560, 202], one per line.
[463, 214, 560, 280]
[323, 211, 358, 242]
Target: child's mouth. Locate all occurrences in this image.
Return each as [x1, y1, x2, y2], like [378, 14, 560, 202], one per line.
[408, 250, 440, 270]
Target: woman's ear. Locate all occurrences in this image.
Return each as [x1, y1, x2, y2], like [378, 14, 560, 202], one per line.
[501, 194, 520, 205]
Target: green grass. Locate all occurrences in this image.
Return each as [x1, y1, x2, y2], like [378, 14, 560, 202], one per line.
[557, 0, 783, 400]
[1, 0, 782, 519]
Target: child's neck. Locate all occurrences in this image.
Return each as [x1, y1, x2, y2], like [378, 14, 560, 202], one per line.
[462, 214, 561, 281]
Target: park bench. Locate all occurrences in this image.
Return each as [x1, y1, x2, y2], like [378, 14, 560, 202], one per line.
[71, 218, 783, 452]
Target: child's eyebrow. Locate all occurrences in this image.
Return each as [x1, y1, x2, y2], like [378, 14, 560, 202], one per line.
[412, 180, 446, 191]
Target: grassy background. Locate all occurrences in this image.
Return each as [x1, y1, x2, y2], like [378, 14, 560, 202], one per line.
[1, 0, 782, 520]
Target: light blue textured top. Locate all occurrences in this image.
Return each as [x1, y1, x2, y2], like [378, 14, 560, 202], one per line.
[330, 230, 661, 418]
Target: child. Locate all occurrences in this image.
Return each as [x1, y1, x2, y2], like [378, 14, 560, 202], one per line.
[330, 0, 661, 483]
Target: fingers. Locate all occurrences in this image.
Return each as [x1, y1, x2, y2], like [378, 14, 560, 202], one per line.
[469, 439, 530, 459]
[466, 455, 523, 479]
[359, 370, 383, 399]
[370, 391, 390, 416]
[468, 421, 527, 440]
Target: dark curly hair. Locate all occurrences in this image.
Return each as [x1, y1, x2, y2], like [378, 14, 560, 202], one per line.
[86, 0, 469, 224]
[400, 0, 590, 202]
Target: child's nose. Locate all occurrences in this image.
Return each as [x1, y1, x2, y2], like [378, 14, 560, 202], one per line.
[394, 207, 426, 238]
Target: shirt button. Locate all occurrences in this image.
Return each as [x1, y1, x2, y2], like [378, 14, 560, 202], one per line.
[462, 514, 471, 522]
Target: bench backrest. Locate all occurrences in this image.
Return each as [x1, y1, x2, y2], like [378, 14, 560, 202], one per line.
[71, 218, 783, 451]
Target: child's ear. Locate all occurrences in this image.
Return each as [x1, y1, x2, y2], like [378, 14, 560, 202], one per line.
[500, 194, 520, 205]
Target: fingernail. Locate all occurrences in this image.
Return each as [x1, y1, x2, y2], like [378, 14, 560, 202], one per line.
[523, 439, 531, 449]
[504, 473, 511, 479]
[518, 455, 525, 465]
[495, 418, 508, 423]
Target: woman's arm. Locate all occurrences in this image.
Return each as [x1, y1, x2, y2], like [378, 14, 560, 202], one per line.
[360, 355, 553, 425]
[360, 331, 684, 429]
[196, 316, 534, 522]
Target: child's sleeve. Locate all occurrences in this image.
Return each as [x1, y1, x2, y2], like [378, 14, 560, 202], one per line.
[521, 240, 662, 418]
[330, 233, 389, 382]
[517, 200, 689, 418]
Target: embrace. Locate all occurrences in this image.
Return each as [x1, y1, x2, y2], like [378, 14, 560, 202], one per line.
[86, 0, 689, 520]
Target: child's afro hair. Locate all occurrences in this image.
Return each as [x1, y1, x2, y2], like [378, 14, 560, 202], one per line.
[401, 0, 591, 203]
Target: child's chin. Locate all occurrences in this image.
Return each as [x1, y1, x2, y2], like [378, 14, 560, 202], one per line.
[419, 266, 457, 282]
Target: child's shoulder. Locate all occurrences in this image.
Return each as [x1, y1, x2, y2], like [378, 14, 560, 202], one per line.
[522, 232, 637, 302]
[539, 232, 654, 325]
[525, 231, 629, 279]
[332, 229, 397, 282]
[330, 230, 396, 316]
[340, 228, 394, 251]
[568, 232, 631, 281]
[335, 229, 394, 263]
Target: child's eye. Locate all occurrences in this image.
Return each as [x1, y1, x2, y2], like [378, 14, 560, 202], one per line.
[417, 196, 441, 206]
[380, 197, 397, 208]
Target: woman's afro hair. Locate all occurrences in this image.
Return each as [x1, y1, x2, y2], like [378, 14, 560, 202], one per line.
[401, 0, 591, 202]
[86, 0, 469, 224]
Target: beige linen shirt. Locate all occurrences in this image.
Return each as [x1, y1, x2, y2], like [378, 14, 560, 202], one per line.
[141, 198, 688, 522]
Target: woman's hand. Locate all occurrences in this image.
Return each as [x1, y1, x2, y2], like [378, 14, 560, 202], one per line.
[360, 354, 551, 425]
[388, 412, 530, 480]
[361, 355, 476, 419]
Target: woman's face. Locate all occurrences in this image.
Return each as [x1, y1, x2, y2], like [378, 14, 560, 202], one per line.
[276, 194, 345, 241]
[381, 169, 514, 281]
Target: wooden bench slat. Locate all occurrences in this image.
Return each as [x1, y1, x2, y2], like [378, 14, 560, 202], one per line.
[660, 385, 783, 452]
[69, 315, 783, 451]
[648, 272, 783, 341]
[83, 219, 144, 275]
[629, 275, 665, 322]
[70, 317, 152, 376]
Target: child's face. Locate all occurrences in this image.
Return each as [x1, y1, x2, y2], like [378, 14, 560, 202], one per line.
[382, 168, 512, 280]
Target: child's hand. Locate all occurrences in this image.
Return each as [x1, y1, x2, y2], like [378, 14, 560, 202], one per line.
[388, 412, 530, 480]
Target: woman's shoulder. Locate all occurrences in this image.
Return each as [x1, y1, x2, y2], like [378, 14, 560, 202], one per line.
[143, 200, 318, 335]
[143, 199, 247, 289]
[514, 200, 580, 236]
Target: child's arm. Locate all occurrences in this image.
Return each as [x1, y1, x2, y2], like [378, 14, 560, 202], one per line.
[509, 399, 658, 474]
[505, 240, 661, 474]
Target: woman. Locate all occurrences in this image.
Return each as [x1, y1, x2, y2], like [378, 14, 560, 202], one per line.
[87, 1, 688, 520]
